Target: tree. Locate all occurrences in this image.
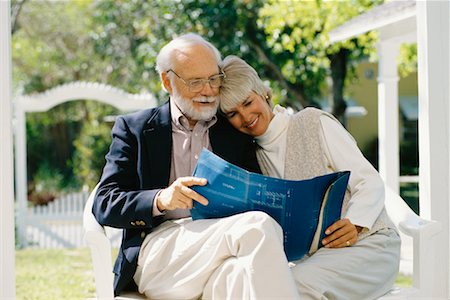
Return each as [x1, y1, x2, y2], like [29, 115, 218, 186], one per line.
[154, 0, 382, 122]
[176, 0, 312, 109]
[12, 1, 119, 192]
[257, 0, 383, 123]
[13, 0, 417, 193]
[89, 0, 194, 97]
[72, 108, 113, 189]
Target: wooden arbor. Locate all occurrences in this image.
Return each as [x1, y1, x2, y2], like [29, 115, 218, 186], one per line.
[14, 81, 158, 247]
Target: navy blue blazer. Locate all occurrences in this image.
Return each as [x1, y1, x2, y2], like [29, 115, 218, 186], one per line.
[92, 101, 260, 295]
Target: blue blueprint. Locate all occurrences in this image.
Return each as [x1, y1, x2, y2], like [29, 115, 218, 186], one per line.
[191, 148, 350, 261]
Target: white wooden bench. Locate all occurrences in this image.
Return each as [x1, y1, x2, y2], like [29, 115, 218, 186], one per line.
[83, 185, 441, 299]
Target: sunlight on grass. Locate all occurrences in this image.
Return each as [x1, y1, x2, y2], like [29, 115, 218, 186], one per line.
[395, 273, 413, 287]
[16, 247, 412, 299]
[16, 248, 96, 299]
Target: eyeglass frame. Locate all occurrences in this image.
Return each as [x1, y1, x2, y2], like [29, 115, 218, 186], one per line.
[166, 69, 226, 92]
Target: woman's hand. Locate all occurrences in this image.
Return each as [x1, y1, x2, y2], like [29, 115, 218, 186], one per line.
[321, 218, 361, 248]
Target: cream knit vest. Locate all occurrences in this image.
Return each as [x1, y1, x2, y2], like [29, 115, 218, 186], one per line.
[257, 107, 396, 241]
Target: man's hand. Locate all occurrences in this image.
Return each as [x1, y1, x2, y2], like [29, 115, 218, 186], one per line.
[321, 218, 359, 248]
[156, 176, 209, 211]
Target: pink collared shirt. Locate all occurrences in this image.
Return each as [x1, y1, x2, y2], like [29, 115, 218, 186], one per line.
[152, 99, 217, 219]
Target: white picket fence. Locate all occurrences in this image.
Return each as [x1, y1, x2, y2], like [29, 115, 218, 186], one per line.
[26, 191, 122, 249]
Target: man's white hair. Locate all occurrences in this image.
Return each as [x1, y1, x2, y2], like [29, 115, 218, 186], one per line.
[155, 33, 222, 79]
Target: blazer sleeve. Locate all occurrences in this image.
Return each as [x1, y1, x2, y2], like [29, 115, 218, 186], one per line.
[92, 116, 160, 229]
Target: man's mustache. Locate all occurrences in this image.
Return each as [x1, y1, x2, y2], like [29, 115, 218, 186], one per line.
[192, 96, 217, 103]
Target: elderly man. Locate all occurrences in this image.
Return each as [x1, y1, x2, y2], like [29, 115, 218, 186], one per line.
[93, 33, 299, 299]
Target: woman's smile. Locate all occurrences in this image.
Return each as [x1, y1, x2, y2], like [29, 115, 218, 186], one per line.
[245, 116, 259, 129]
[224, 91, 274, 137]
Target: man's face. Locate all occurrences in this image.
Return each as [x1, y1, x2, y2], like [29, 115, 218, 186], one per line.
[166, 44, 221, 122]
[171, 84, 220, 122]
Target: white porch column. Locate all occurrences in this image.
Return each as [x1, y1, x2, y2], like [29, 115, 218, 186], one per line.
[377, 34, 400, 194]
[416, 0, 450, 298]
[15, 105, 28, 248]
[0, 1, 17, 298]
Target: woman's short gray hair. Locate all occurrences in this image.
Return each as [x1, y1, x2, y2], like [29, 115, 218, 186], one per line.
[155, 33, 221, 78]
[219, 55, 272, 113]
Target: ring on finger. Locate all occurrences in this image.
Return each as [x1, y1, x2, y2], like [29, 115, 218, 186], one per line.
[346, 241, 351, 247]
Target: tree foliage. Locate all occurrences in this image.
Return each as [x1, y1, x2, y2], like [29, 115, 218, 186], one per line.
[12, 0, 417, 194]
[398, 44, 417, 78]
[12, 1, 119, 194]
[257, 0, 383, 122]
[88, 0, 381, 113]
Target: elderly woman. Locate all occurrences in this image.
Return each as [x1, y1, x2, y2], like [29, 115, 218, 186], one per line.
[219, 55, 401, 300]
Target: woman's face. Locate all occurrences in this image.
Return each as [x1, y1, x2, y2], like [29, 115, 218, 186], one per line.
[223, 91, 274, 137]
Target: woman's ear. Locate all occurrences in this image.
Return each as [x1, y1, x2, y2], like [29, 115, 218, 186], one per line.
[161, 72, 173, 94]
[265, 89, 273, 107]
[266, 89, 272, 101]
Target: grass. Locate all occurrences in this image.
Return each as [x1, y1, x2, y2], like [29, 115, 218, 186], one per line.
[16, 248, 413, 299]
[395, 273, 414, 287]
[16, 248, 96, 299]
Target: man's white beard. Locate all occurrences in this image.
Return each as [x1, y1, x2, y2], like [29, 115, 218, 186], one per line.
[172, 86, 219, 121]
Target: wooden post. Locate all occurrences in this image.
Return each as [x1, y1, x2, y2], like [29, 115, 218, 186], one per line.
[15, 105, 28, 248]
[377, 34, 400, 194]
[0, 1, 16, 298]
[416, 0, 450, 297]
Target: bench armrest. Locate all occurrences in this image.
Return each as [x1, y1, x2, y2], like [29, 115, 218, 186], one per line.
[83, 184, 115, 299]
[385, 187, 442, 296]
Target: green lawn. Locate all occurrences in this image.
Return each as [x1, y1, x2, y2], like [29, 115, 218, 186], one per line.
[16, 248, 412, 299]
[395, 273, 414, 287]
[16, 248, 96, 299]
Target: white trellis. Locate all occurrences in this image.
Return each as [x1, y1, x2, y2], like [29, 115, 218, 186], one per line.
[14, 81, 158, 248]
[330, 0, 450, 298]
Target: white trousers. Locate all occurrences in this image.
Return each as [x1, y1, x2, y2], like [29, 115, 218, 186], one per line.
[291, 228, 401, 300]
[134, 211, 299, 300]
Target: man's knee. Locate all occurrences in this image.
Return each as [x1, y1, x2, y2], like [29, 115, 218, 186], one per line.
[224, 211, 285, 252]
[239, 210, 278, 225]
[238, 211, 283, 237]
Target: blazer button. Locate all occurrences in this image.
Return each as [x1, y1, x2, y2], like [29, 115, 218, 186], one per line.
[140, 221, 146, 226]
[141, 231, 146, 238]
[131, 221, 136, 226]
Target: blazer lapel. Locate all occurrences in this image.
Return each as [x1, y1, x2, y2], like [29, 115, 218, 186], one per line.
[143, 101, 172, 187]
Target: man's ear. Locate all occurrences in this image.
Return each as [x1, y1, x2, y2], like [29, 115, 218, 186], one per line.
[161, 72, 173, 94]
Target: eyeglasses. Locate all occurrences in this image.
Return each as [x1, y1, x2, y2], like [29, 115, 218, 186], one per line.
[167, 69, 226, 93]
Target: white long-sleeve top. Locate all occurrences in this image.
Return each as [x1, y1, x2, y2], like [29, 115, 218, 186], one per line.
[255, 106, 384, 230]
